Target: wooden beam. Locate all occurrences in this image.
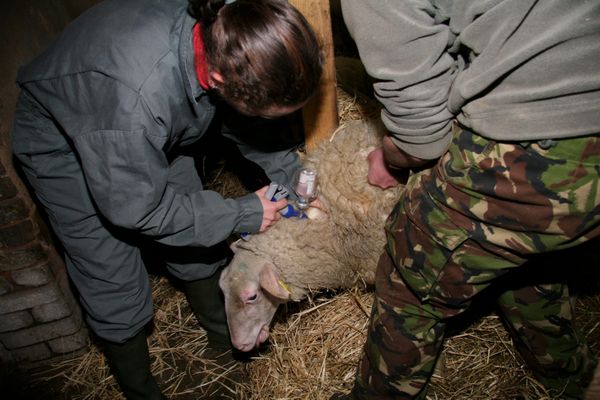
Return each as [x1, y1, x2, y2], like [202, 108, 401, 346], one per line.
[289, 0, 338, 151]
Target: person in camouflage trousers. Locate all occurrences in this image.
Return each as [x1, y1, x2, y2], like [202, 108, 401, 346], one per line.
[351, 126, 600, 399]
[338, 1, 600, 399]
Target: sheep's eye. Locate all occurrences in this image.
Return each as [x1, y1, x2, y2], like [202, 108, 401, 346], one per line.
[245, 294, 258, 304]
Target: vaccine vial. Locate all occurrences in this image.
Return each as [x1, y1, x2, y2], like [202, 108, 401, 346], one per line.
[295, 168, 317, 210]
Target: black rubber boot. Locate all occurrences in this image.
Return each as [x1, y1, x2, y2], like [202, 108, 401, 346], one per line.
[182, 268, 231, 349]
[100, 329, 165, 400]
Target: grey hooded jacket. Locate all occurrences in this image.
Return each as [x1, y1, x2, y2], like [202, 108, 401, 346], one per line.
[342, 0, 600, 159]
[13, 0, 300, 248]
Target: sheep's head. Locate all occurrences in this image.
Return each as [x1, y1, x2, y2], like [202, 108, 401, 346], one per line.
[219, 248, 291, 352]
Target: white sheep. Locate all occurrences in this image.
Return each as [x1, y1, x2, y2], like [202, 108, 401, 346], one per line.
[219, 119, 404, 352]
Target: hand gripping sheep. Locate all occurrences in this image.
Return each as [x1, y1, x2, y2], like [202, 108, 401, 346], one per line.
[219, 120, 405, 352]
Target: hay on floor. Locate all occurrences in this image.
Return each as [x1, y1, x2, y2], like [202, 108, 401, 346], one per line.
[35, 275, 245, 400]
[239, 287, 561, 400]
[34, 276, 598, 400]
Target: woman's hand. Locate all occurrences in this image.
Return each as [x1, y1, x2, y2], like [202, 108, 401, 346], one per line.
[255, 186, 288, 232]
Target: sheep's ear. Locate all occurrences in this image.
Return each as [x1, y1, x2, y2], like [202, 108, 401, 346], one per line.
[259, 264, 290, 301]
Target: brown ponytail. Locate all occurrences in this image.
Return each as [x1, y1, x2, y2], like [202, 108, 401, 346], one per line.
[188, 0, 224, 26]
[188, 0, 323, 114]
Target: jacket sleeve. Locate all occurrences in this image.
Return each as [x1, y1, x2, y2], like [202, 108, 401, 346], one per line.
[221, 112, 302, 195]
[72, 128, 263, 248]
[342, 0, 457, 159]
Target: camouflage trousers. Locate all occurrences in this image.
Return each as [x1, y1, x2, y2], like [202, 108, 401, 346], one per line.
[353, 126, 600, 399]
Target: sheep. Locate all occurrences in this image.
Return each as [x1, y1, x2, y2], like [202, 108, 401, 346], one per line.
[219, 119, 405, 352]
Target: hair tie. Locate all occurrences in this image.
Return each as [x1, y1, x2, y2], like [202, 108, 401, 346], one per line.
[225, 0, 236, 4]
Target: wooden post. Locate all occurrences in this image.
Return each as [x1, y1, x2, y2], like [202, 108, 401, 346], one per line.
[289, 0, 338, 151]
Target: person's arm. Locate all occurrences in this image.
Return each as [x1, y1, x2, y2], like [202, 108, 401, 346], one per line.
[367, 135, 430, 189]
[381, 135, 429, 170]
[342, 0, 456, 160]
[72, 128, 275, 248]
[221, 111, 303, 196]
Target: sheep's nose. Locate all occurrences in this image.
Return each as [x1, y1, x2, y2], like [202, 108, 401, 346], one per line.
[236, 342, 254, 352]
[231, 335, 254, 352]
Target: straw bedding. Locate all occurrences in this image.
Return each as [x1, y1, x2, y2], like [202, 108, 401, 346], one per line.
[27, 274, 600, 400]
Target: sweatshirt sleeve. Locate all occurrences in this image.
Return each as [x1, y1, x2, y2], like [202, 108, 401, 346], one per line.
[342, 0, 457, 159]
[72, 128, 263, 248]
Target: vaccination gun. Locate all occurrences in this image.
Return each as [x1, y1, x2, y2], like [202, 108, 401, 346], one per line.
[240, 182, 306, 241]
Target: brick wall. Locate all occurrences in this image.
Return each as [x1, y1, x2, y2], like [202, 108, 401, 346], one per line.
[0, 0, 103, 368]
[0, 157, 88, 368]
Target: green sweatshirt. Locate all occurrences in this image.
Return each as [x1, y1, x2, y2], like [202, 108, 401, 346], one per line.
[342, 0, 600, 159]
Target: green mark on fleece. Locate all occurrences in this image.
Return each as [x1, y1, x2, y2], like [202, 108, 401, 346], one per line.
[237, 262, 249, 272]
